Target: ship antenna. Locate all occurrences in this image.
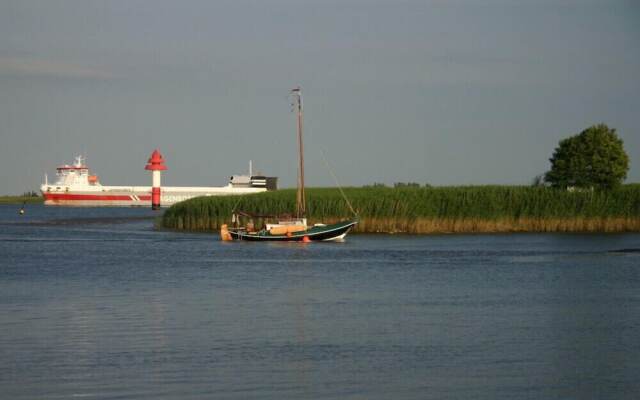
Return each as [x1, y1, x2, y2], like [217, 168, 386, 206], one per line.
[75, 154, 85, 167]
[319, 148, 358, 218]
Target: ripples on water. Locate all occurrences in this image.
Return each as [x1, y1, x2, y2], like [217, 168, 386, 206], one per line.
[1, 205, 639, 399]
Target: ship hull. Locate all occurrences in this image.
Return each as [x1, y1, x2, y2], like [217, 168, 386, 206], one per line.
[43, 192, 152, 207]
[41, 186, 267, 207]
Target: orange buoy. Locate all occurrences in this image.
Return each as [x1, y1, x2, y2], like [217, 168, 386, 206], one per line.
[220, 224, 232, 241]
[302, 236, 311, 243]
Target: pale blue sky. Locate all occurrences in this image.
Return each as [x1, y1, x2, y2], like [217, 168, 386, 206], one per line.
[1, 0, 639, 194]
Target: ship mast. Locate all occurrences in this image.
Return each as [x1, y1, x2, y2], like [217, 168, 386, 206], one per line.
[292, 87, 305, 219]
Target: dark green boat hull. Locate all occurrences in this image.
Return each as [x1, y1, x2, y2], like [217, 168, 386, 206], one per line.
[228, 220, 357, 242]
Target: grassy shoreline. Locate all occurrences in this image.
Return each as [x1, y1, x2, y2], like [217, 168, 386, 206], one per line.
[0, 196, 43, 205]
[161, 185, 640, 234]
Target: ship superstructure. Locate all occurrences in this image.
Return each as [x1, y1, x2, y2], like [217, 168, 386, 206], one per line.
[41, 153, 277, 207]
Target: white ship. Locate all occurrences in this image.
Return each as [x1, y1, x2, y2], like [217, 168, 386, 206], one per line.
[40, 152, 277, 207]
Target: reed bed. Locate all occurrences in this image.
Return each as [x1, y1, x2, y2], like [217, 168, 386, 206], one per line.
[161, 185, 640, 233]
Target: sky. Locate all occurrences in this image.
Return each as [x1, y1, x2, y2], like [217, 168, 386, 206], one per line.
[1, 0, 639, 194]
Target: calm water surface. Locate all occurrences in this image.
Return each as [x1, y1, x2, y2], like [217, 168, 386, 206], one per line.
[1, 205, 639, 399]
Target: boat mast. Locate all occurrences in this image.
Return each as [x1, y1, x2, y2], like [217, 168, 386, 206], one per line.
[292, 86, 305, 219]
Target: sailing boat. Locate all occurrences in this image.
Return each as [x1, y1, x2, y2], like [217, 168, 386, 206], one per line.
[220, 87, 358, 242]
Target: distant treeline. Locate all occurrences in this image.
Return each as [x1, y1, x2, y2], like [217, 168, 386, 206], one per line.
[0, 195, 43, 205]
[161, 185, 640, 233]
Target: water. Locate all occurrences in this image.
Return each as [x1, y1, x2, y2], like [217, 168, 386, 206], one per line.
[1, 204, 639, 399]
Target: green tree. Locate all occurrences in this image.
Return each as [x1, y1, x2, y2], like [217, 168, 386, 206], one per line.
[545, 124, 629, 189]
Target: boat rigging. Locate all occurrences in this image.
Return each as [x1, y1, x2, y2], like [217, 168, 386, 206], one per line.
[220, 87, 358, 242]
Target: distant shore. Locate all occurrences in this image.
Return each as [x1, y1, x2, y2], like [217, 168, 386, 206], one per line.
[161, 185, 640, 234]
[0, 196, 43, 205]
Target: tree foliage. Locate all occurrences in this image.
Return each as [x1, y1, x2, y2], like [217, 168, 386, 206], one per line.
[545, 124, 629, 189]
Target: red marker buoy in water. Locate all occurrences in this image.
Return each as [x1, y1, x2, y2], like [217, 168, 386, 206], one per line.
[145, 149, 167, 210]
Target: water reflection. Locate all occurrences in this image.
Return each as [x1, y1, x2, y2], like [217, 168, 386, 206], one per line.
[1, 206, 639, 399]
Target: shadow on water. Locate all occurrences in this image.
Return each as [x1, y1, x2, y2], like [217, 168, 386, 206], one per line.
[608, 248, 640, 254]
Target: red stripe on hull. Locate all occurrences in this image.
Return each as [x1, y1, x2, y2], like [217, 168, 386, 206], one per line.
[44, 193, 152, 201]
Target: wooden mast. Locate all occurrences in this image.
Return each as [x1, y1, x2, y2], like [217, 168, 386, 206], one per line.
[292, 87, 306, 219]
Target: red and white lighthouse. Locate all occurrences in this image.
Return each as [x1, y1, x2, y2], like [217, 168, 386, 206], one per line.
[145, 149, 167, 210]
